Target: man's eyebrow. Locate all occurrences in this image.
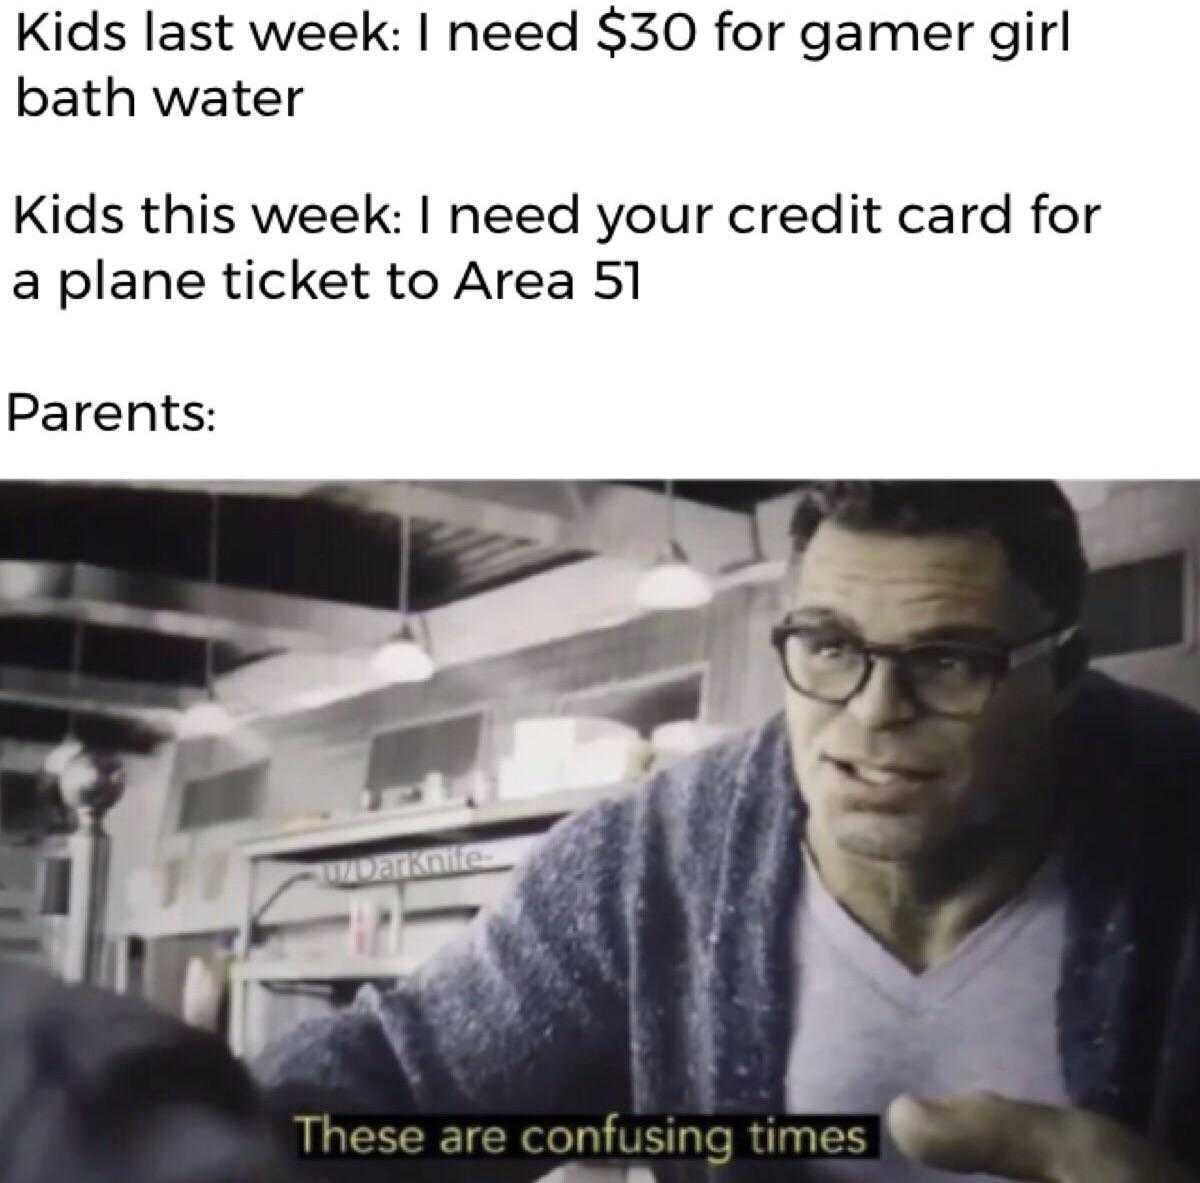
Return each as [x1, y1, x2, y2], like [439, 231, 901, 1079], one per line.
[781, 608, 859, 631]
[905, 624, 1007, 645]
[782, 611, 1007, 646]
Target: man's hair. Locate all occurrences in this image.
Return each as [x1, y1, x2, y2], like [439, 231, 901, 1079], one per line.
[788, 481, 1088, 627]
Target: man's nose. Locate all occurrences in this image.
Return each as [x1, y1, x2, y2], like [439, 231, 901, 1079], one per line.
[845, 657, 918, 728]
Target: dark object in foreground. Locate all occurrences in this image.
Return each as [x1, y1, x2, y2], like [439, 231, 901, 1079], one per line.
[0, 963, 278, 1183]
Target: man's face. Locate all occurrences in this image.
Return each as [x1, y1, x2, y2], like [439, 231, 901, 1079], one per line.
[784, 521, 1059, 863]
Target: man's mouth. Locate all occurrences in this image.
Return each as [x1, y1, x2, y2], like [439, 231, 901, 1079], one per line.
[823, 756, 937, 802]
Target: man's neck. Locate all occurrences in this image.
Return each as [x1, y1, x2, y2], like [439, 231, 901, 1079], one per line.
[804, 811, 1055, 973]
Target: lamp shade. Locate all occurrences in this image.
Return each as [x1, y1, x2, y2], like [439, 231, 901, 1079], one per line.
[635, 542, 714, 611]
[176, 697, 238, 739]
[371, 623, 436, 683]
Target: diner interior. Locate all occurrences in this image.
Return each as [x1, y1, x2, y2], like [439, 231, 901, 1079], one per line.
[0, 479, 1195, 1067]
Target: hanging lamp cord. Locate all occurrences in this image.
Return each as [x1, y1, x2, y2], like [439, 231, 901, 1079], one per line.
[398, 485, 412, 621]
[204, 491, 220, 697]
[64, 616, 84, 739]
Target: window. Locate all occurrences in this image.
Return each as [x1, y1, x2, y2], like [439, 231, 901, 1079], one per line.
[367, 711, 487, 793]
[556, 668, 706, 737]
[1084, 552, 1186, 658]
[178, 760, 269, 830]
[0, 771, 42, 841]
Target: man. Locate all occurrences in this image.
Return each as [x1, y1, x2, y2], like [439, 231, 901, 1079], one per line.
[260, 482, 1200, 1181]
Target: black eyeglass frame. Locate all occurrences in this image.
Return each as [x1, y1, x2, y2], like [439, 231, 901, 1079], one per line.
[769, 620, 1082, 718]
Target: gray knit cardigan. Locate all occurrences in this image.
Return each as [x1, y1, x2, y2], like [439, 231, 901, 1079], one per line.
[258, 673, 1200, 1181]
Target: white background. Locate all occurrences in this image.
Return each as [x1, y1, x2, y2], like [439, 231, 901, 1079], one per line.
[2, 0, 1197, 477]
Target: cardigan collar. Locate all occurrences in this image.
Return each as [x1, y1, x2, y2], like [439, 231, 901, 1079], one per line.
[704, 712, 800, 1112]
[702, 680, 1175, 1125]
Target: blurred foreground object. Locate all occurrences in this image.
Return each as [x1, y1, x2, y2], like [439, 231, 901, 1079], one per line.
[0, 962, 278, 1183]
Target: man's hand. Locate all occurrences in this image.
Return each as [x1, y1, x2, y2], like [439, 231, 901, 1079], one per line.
[886, 1093, 1194, 1183]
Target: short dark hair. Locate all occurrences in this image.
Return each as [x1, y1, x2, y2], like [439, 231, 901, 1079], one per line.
[788, 481, 1088, 627]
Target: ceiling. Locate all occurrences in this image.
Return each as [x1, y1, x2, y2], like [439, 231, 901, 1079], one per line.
[0, 481, 794, 754]
[625, 481, 801, 510]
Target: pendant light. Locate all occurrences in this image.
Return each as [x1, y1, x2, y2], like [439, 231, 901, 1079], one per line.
[634, 480, 714, 611]
[177, 492, 237, 739]
[43, 618, 86, 778]
[372, 486, 436, 683]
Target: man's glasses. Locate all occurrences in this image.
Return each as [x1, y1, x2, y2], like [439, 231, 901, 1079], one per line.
[770, 619, 1081, 719]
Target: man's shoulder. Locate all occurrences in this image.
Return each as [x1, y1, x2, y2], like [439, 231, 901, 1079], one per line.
[531, 715, 789, 886]
[612, 712, 778, 806]
[1061, 672, 1200, 878]
[1067, 671, 1200, 779]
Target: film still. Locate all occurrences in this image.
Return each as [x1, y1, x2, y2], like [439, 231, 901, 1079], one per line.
[1, 481, 1197, 1183]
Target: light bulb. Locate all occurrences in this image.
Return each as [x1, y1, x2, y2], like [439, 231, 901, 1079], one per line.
[371, 624, 436, 683]
[635, 542, 714, 611]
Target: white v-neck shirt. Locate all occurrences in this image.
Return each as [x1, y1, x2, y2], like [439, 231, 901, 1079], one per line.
[785, 846, 1069, 1181]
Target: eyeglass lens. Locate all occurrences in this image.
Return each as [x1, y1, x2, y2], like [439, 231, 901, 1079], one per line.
[780, 632, 1000, 715]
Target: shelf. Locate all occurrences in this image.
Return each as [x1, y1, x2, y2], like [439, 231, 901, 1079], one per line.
[227, 783, 630, 1058]
[240, 782, 625, 861]
[230, 954, 417, 983]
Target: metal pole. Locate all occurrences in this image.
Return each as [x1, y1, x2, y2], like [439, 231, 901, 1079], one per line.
[61, 799, 112, 984]
[58, 756, 124, 986]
